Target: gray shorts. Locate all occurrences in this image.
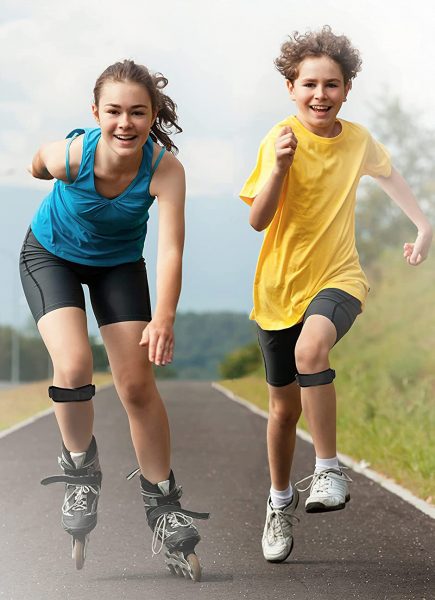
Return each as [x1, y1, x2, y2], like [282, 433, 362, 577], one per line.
[257, 288, 361, 387]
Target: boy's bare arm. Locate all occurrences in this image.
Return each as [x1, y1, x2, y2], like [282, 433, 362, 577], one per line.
[249, 127, 297, 231]
[375, 167, 433, 265]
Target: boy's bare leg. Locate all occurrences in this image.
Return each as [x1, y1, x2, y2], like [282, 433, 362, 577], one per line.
[267, 382, 301, 490]
[295, 314, 337, 458]
[295, 314, 351, 511]
[263, 381, 301, 562]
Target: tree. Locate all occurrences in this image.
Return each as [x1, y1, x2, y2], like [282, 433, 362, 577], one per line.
[356, 98, 435, 266]
[219, 342, 262, 379]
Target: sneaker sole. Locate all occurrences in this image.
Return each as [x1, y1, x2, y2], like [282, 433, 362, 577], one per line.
[305, 494, 350, 514]
[263, 538, 294, 563]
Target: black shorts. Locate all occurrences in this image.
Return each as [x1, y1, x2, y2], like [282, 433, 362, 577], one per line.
[19, 229, 152, 327]
[257, 288, 362, 387]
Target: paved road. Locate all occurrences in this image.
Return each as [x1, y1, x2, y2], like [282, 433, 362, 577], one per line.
[1, 381, 434, 600]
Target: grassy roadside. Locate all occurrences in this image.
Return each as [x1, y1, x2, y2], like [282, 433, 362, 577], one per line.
[0, 372, 113, 432]
[220, 253, 435, 504]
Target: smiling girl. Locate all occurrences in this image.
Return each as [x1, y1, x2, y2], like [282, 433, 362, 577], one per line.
[240, 27, 432, 563]
[20, 60, 207, 579]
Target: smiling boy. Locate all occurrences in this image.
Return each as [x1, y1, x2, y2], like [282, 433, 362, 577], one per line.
[240, 26, 432, 563]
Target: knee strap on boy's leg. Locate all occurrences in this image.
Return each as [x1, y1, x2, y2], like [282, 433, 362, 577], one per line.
[48, 384, 95, 402]
[295, 369, 335, 387]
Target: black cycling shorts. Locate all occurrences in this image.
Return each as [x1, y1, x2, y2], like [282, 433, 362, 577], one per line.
[257, 288, 362, 387]
[19, 229, 152, 327]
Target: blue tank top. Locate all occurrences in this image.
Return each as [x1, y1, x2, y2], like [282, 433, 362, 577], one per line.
[31, 128, 165, 266]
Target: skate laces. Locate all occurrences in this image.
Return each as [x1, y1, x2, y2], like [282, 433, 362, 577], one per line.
[296, 468, 352, 493]
[151, 511, 194, 556]
[63, 484, 99, 514]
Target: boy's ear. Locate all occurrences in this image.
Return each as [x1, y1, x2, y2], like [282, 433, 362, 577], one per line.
[286, 79, 296, 101]
[92, 104, 100, 124]
[343, 81, 352, 102]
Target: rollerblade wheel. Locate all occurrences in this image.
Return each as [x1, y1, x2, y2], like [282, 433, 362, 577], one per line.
[186, 553, 201, 582]
[72, 536, 86, 570]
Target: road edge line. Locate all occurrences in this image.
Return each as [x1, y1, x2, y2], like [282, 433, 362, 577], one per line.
[211, 382, 435, 520]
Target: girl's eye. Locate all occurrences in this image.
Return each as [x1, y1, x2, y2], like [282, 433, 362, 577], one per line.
[132, 111, 145, 116]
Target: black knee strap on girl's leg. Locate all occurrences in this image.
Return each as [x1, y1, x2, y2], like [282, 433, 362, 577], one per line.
[48, 384, 95, 402]
[295, 369, 336, 387]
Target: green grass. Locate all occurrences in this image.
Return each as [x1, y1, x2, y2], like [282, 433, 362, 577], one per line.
[0, 373, 113, 432]
[220, 252, 435, 503]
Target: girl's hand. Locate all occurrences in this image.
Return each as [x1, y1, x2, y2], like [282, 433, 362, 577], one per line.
[139, 317, 175, 366]
[274, 126, 298, 175]
[403, 229, 433, 266]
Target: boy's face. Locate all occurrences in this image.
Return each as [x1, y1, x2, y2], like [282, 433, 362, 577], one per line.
[286, 55, 351, 137]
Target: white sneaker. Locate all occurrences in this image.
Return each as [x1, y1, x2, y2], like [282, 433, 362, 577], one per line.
[297, 468, 351, 513]
[261, 489, 299, 562]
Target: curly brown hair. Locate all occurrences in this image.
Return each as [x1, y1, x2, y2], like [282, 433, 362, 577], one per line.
[93, 60, 182, 154]
[275, 25, 362, 84]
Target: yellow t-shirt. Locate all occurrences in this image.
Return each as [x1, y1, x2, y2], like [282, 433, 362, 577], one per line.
[240, 115, 392, 330]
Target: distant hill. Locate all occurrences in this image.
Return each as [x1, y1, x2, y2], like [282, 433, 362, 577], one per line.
[168, 311, 256, 379]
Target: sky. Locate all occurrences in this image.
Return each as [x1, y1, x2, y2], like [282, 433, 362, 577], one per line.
[1, 0, 434, 326]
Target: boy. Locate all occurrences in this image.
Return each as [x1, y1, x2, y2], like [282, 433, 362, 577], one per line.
[239, 26, 432, 563]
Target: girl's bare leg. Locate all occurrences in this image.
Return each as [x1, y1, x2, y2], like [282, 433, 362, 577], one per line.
[38, 307, 94, 452]
[100, 321, 170, 484]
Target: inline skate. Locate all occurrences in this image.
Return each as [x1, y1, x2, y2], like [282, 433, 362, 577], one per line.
[41, 436, 102, 569]
[128, 468, 209, 582]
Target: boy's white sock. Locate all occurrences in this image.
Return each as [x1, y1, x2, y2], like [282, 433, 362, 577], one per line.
[315, 456, 340, 473]
[270, 483, 293, 508]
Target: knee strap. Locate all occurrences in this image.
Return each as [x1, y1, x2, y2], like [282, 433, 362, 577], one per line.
[48, 384, 95, 402]
[295, 369, 335, 387]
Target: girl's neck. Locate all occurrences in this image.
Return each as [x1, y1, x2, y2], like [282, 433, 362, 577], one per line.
[95, 138, 142, 176]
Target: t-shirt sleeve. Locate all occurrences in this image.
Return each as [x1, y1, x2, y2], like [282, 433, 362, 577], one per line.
[239, 130, 277, 205]
[362, 134, 392, 178]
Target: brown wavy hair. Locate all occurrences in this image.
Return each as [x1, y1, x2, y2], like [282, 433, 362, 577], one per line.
[275, 25, 362, 84]
[93, 60, 182, 154]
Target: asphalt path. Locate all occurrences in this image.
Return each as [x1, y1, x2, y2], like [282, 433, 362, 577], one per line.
[0, 381, 434, 600]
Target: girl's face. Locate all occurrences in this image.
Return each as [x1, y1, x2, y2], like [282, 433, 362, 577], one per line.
[287, 55, 351, 137]
[92, 80, 156, 158]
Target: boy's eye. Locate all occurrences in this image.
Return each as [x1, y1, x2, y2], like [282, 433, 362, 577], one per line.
[132, 111, 145, 116]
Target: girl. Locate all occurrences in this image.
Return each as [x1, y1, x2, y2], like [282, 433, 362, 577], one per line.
[21, 60, 208, 580]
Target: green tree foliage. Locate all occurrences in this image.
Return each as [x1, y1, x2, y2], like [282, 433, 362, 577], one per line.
[356, 98, 435, 266]
[171, 312, 256, 379]
[219, 341, 262, 379]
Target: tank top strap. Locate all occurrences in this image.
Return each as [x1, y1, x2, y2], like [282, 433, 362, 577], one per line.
[150, 146, 166, 177]
[65, 129, 85, 184]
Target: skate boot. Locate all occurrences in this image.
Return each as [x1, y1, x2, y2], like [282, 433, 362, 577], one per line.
[128, 468, 209, 582]
[41, 436, 102, 569]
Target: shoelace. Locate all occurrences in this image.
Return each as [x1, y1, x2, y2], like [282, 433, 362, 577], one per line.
[63, 484, 99, 514]
[151, 511, 194, 556]
[295, 468, 352, 493]
[266, 506, 299, 544]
